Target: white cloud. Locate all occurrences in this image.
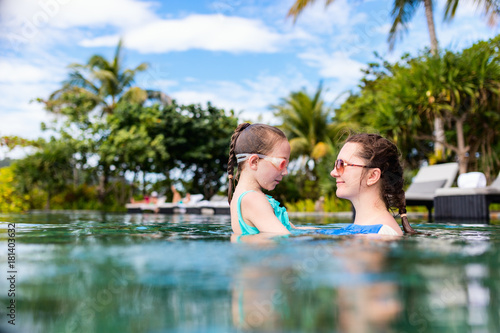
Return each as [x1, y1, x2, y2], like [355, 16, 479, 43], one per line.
[0, 98, 51, 139]
[288, 0, 359, 34]
[373, 23, 391, 35]
[1, 0, 158, 30]
[80, 14, 309, 53]
[0, 0, 158, 51]
[298, 51, 365, 89]
[0, 59, 60, 83]
[171, 73, 312, 123]
[0, 56, 67, 140]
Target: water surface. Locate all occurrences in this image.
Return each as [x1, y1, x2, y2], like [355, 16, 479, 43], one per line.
[0, 212, 499, 333]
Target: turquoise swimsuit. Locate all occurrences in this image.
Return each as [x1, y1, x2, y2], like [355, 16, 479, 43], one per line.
[237, 190, 292, 235]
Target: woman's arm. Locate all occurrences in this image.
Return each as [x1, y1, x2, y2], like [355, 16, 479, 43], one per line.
[289, 221, 318, 230]
[231, 233, 287, 244]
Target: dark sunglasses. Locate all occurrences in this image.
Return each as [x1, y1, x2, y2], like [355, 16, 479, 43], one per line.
[334, 159, 369, 175]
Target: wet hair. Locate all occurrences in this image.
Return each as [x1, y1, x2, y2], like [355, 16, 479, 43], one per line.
[227, 123, 287, 203]
[346, 133, 417, 234]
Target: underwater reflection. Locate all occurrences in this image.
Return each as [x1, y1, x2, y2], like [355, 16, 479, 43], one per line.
[231, 235, 402, 332]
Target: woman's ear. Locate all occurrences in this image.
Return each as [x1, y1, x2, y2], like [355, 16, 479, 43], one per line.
[366, 168, 382, 186]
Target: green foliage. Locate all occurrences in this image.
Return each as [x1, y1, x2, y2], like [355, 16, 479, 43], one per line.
[323, 194, 351, 213]
[335, 58, 434, 170]
[285, 194, 351, 213]
[272, 82, 336, 161]
[37, 40, 170, 205]
[272, 82, 339, 200]
[0, 166, 30, 213]
[170, 103, 238, 199]
[48, 183, 128, 212]
[103, 102, 168, 176]
[285, 198, 316, 213]
[5, 35, 500, 213]
[335, 36, 500, 179]
[14, 138, 76, 209]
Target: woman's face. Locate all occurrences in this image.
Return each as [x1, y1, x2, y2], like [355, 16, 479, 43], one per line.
[330, 142, 368, 200]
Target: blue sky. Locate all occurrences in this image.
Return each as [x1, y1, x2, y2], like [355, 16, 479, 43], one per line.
[1, 0, 499, 154]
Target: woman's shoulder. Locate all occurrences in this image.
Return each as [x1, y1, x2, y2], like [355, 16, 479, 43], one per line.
[378, 215, 403, 235]
[378, 224, 402, 236]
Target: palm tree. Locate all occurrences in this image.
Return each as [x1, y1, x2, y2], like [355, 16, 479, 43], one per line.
[44, 39, 171, 116]
[288, 0, 499, 161]
[271, 83, 336, 176]
[40, 39, 172, 203]
[423, 38, 500, 174]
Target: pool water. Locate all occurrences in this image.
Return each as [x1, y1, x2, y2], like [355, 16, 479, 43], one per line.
[0, 212, 499, 333]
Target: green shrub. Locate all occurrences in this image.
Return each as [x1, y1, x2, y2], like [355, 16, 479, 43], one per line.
[0, 166, 30, 212]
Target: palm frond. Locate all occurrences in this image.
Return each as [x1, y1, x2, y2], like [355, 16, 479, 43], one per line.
[388, 0, 421, 50]
[444, 0, 499, 26]
[147, 90, 173, 106]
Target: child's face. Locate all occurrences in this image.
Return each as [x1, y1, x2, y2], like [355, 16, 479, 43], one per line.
[256, 139, 290, 191]
[330, 142, 367, 200]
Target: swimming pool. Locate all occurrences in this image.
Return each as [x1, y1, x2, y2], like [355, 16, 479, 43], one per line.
[0, 212, 499, 332]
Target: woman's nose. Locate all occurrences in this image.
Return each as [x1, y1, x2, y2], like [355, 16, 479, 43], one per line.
[330, 168, 339, 178]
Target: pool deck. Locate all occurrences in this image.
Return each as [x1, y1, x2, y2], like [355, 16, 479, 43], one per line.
[29, 209, 499, 222]
[124, 207, 500, 222]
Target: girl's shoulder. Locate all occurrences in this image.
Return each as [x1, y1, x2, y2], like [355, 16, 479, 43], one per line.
[242, 190, 270, 204]
[233, 190, 270, 209]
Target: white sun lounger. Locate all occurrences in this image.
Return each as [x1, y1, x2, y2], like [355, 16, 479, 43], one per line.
[127, 194, 230, 215]
[434, 172, 500, 222]
[405, 162, 459, 221]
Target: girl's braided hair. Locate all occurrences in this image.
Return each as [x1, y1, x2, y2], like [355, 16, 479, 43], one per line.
[227, 123, 287, 203]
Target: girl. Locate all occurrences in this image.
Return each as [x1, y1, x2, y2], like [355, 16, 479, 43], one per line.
[322, 133, 417, 236]
[227, 123, 314, 235]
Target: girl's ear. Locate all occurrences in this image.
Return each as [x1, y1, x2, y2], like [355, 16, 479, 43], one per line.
[366, 168, 382, 186]
[248, 154, 260, 170]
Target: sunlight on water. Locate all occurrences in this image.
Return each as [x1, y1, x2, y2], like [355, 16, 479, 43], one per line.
[0, 212, 499, 333]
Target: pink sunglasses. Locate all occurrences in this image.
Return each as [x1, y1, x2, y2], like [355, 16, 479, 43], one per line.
[236, 154, 288, 171]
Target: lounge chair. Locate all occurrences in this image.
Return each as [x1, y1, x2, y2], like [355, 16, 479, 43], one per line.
[196, 195, 230, 215]
[126, 196, 167, 214]
[405, 162, 459, 221]
[182, 194, 205, 214]
[434, 172, 500, 223]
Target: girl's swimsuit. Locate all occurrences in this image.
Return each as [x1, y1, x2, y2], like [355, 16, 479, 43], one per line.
[316, 224, 400, 236]
[237, 190, 292, 235]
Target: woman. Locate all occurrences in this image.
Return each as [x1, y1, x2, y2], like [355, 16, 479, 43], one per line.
[322, 133, 417, 236]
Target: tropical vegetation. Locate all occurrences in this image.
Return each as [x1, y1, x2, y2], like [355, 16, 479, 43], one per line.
[1, 35, 500, 213]
[288, 0, 500, 162]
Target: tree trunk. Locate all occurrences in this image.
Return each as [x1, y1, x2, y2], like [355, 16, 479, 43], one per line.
[423, 0, 446, 160]
[98, 171, 108, 204]
[455, 115, 469, 174]
[45, 196, 51, 211]
[45, 188, 51, 210]
[423, 0, 439, 55]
